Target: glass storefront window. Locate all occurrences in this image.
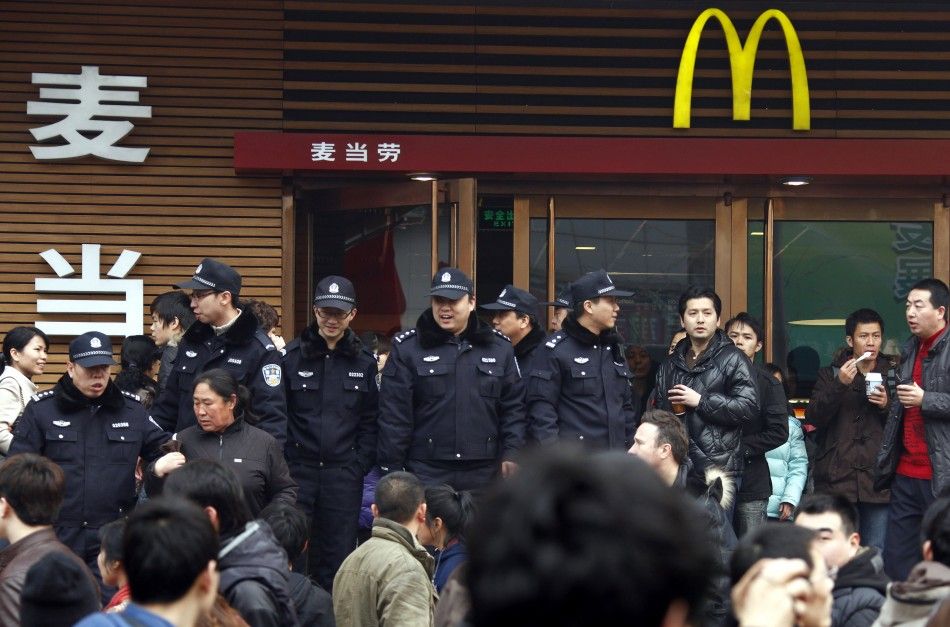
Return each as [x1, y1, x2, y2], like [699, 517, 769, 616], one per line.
[529, 217, 549, 304]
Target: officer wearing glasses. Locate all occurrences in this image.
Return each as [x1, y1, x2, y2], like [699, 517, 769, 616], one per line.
[282, 275, 379, 590]
[150, 258, 288, 444]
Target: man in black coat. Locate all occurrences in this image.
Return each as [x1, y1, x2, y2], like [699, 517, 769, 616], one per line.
[480, 284, 547, 377]
[725, 312, 789, 538]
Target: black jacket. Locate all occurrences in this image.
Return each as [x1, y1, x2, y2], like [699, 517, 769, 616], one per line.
[150, 309, 288, 445]
[737, 366, 789, 502]
[377, 310, 526, 467]
[283, 326, 378, 473]
[526, 315, 636, 450]
[153, 417, 297, 518]
[289, 571, 335, 627]
[654, 330, 758, 475]
[513, 325, 546, 379]
[219, 520, 300, 627]
[831, 547, 888, 627]
[877, 330, 950, 495]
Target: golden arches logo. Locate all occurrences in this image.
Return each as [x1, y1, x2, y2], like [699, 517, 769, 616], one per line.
[673, 8, 810, 131]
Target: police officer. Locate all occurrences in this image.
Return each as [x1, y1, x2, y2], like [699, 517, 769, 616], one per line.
[526, 269, 638, 449]
[481, 284, 547, 376]
[377, 268, 526, 491]
[10, 331, 176, 590]
[543, 287, 571, 332]
[283, 275, 378, 590]
[150, 258, 288, 444]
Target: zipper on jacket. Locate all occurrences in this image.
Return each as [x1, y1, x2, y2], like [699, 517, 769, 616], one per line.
[219, 435, 224, 461]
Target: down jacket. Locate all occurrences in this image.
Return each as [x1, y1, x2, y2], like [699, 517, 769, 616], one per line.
[654, 329, 758, 475]
[765, 417, 809, 518]
[832, 547, 888, 627]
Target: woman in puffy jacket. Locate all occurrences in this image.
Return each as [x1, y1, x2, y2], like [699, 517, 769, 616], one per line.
[764, 364, 808, 520]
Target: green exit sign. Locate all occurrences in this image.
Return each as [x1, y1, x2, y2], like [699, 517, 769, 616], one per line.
[480, 208, 514, 230]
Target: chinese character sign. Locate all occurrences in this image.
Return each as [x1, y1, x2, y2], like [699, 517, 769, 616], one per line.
[27, 66, 151, 163]
[310, 140, 401, 164]
[35, 244, 144, 337]
[891, 223, 933, 300]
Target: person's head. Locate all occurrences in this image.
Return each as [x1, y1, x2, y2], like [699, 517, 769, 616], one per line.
[628, 409, 688, 473]
[372, 471, 426, 528]
[245, 299, 280, 334]
[66, 331, 116, 399]
[260, 502, 309, 565]
[97, 518, 126, 588]
[163, 460, 251, 537]
[0, 453, 65, 533]
[906, 278, 950, 339]
[678, 287, 722, 344]
[545, 288, 571, 332]
[150, 291, 194, 346]
[668, 328, 687, 355]
[731, 522, 821, 584]
[123, 497, 219, 611]
[795, 494, 861, 570]
[119, 335, 160, 380]
[921, 496, 950, 566]
[625, 345, 654, 379]
[2, 326, 49, 379]
[312, 275, 357, 343]
[175, 258, 243, 327]
[191, 369, 253, 433]
[376, 336, 392, 372]
[482, 285, 540, 344]
[467, 448, 717, 627]
[844, 308, 884, 362]
[569, 270, 631, 334]
[430, 268, 475, 335]
[725, 312, 764, 361]
[19, 551, 100, 627]
[551, 306, 569, 332]
[417, 484, 476, 550]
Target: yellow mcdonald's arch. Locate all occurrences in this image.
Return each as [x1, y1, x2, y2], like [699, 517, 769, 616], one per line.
[673, 8, 810, 131]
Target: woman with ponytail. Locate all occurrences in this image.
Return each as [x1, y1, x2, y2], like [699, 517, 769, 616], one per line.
[418, 484, 476, 592]
[114, 335, 161, 408]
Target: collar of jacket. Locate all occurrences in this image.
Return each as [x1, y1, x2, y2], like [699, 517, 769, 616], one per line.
[902, 325, 950, 362]
[54, 373, 124, 413]
[300, 325, 361, 360]
[834, 546, 888, 594]
[890, 560, 950, 598]
[670, 329, 731, 370]
[514, 325, 546, 361]
[183, 308, 260, 346]
[417, 309, 494, 350]
[196, 415, 245, 438]
[371, 517, 435, 576]
[562, 314, 622, 351]
[0, 527, 57, 571]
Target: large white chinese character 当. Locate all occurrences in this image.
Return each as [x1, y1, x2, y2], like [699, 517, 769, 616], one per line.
[27, 66, 151, 163]
[35, 244, 144, 337]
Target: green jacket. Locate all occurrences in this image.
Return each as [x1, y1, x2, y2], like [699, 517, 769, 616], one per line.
[333, 517, 437, 627]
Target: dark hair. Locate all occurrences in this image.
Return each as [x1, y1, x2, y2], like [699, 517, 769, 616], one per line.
[922, 496, 950, 567]
[677, 286, 722, 319]
[98, 518, 126, 564]
[260, 502, 309, 562]
[730, 522, 816, 584]
[797, 493, 860, 536]
[467, 448, 717, 627]
[192, 368, 259, 426]
[163, 460, 251, 537]
[2, 326, 49, 371]
[150, 291, 195, 333]
[375, 471, 425, 524]
[845, 308, 884, 338]
[376, 335, 392, 357]
[425, 484, 476, 544]
[245, 299, 279, 332]
[123, 497, 218, 605]
[725, 311, 765, 344]
[114, 335, 160, 403]
[764, 362, 791, 398]
[0, 454, 64, 525]
[910, 278, 950, 321]
[639, 409, 689, 465]
[571, 297, 608, 320]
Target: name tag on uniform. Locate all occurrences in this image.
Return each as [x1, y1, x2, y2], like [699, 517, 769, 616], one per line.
[234, 458, 243, 463]
[53, 420, 71, 427]
[348, 372, 364, 378]
[481, 357, 497, 363]
[574, 357, 590, 364]
[298, 371, 314, 378]
[227, 358, 243, 365]
[423, 355, 440, 362]
[185, 351, 198, 358]
[111, 422, 130, 429]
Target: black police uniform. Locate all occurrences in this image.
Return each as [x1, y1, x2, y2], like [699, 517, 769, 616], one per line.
[525, 270, 637, 450]
[10, 377, 170, 584]
[481, 284, 548, 378]
[283, 322, 378, 591]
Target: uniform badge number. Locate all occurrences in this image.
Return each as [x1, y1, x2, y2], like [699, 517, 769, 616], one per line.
[262, 364, 282, 387]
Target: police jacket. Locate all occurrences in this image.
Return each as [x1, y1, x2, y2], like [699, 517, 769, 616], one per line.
[654, 330, 758, 475]
[150, 309, 288, 445]
[876, 330, 950, 495]
[10, 375, 170, 528]
[283, 326, 378, 473]
[736, 366, 789, 502]
[377, 310, 526, 467]
[526, 314, 636, 450]
[513, 325, 546, 379]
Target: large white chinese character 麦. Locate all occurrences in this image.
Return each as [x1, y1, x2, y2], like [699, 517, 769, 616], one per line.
[377, 142, 401, 162]
[35, 244, 144, 337]
[345, 142, 368, 162]
[311, 142, 336, 162]
[27, 66, 151, 163]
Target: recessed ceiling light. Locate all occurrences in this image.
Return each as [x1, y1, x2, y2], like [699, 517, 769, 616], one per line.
[410, 173, 436, 182]
[750, 231, 764, 236]
[780, 176, 812, 186]
[575, 246, 596, 251]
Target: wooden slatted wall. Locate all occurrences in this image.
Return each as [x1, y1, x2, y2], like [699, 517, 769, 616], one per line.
[0, 0, 284, 385]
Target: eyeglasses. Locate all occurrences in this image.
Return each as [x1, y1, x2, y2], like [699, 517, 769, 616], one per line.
[316, 308, 352, 320]
[190, 290, 216, 301]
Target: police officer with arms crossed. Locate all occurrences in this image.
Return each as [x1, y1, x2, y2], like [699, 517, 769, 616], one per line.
[377, 267, 526, 491]
[10, 332, 179, 592]
[526, 269, 638, 449]
[150, 258, 288, 444]
[481, 284, 548, 376]
[282, 275, 379, 591]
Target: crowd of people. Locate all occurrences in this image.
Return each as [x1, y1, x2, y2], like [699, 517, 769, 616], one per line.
[0, 256, 949, 626]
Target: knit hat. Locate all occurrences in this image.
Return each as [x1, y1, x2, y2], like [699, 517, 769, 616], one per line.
[20, 551, 100, 627]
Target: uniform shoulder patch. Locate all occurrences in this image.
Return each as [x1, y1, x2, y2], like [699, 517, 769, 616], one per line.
[545, 333, 565, 349]
[121, 390, 141, 402]
[393, 328, 417, 344]
[31, 389, 55, 403]
[254, 330, 277, 350]
[492, 329, 512, 343]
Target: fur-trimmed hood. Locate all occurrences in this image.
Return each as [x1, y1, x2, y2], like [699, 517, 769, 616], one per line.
[416, 309, 497, 349]
[299, 324, 363, 360]
[182, 308, 261, 346]
[514, 325, 546, 362]
[53, 373, 125, 413]
[561, 314, 623, 354]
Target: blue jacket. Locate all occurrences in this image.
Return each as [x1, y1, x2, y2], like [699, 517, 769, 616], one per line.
[283, 326, 378, 473]
[765, 417, 809, 518]
[432, 541, 467, 593]
[150, 309, 288, 445]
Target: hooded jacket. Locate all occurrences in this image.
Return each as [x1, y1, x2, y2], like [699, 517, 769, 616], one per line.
[150, 309, 288, 445]
[288, 571, 335, 627]
[654, 329, 758, 475]
[833, 547, 889, 627]
[873, 561, 950, 627]
[378, 310, 525, 467]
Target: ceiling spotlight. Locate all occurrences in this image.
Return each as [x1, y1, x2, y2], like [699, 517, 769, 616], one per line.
[410, 173, 436, 182]
[780, 176, 812, 187]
